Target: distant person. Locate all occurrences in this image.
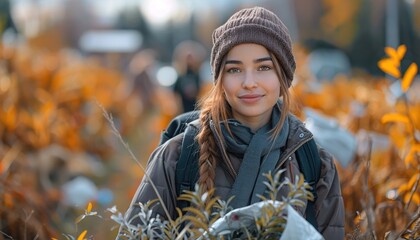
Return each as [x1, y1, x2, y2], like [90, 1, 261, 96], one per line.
[172, 40, 206, 113]
[128, 49, 159, 111]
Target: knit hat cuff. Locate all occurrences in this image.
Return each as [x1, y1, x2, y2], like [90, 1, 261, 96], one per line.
[211, 24, 295, 85]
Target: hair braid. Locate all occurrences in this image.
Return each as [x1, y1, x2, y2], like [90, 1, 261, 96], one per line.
[196, 107, 218, 194]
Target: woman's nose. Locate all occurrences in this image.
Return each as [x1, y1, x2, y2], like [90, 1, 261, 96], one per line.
[242, 71, 257, 88]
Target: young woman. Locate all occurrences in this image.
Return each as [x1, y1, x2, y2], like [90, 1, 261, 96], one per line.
[121, 6, 344, 240]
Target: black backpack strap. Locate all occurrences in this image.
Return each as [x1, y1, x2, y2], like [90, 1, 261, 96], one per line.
[295, 138, 322, 231]
[159, 110, 200, 145]
[175, 123, 200, 211]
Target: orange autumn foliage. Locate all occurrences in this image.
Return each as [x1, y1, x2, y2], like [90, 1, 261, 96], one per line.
[1, 38, 419, 239]
[0, 43, 145, 238]
[291, 44, 420, 239]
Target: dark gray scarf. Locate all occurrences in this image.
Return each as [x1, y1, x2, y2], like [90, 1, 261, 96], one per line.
[210, 104, 289, 209]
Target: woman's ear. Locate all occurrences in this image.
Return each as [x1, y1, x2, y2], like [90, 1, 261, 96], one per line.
[220, 86, 226, 97]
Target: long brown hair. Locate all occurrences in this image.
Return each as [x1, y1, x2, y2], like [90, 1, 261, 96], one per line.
[196, 51, 291, 193]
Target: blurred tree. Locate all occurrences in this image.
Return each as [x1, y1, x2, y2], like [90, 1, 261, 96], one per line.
[62, 0, 94, 49]
[115, 7, 154, 49]
[321, 0, 362, 48]
[0, 0, 16, 35]
[349, 0, 419, 75]
[295, 0, 419, 76]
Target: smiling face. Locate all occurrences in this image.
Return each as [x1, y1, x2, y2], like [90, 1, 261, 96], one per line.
[221, 43, 281, 131]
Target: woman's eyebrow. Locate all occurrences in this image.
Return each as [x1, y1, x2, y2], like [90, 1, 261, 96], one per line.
[254, 57, 272, 63]
[225, 60, 242, 65]
[225, 57, 272, 65]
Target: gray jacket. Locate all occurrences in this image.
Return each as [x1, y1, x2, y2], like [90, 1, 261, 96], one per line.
[121, 114, 345, 240]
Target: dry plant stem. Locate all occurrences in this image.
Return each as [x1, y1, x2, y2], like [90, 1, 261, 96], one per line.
[24, 210, 34, 240]
[402, 95, 420, 210]
[175, 222, 192, 240]
[394, 206, 420, 240]
[361, 137, 377, 240]
[0, 231, 13, 239]
[402, 95, 418, 144]
[97, 102, 173, 224]
[405, 167, 420, 211]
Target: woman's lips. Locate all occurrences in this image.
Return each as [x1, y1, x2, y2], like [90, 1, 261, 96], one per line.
[238, 94, 263, 104]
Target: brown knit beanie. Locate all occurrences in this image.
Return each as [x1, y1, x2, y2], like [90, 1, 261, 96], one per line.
[211, 6, 296, 86]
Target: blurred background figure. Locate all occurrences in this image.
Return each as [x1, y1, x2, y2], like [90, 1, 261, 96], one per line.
[128, 48, 159, 113]
[171, 40, 207, 113]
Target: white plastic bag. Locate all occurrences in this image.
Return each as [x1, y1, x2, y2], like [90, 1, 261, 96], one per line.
[280, 205, 324, 240]
[202, 201, 323, 240]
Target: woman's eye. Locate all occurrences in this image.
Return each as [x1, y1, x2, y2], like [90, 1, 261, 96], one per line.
[227, 68, 241, 73]
[258, 65, 272, 71]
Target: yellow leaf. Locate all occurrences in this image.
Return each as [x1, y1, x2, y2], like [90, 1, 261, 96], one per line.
[397, 184, 408, 195]
[381, 113, 409, 124]
[412, 144, 420, 152]
[87, 202, 92, 213]
[407, 173, 420, 190]
[378, 59, 401, 78]
[405, 144, 420, 167]
[77, 230, 87, 240]
[401, 63, 418, 92]
[411, 193, 420, 204]
[397, 45, 407, 60]
[298, 173, 305, 187]
[404, 192, 420, 205]
[385, 47, 398, 60]
[181, 215, 209, 229]
[404, 152, 415, 167]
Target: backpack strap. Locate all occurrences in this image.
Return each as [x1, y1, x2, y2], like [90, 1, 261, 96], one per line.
[295, 138, 322, 231]
[159, 110, 200, 145]
[175, 123, 200, 211]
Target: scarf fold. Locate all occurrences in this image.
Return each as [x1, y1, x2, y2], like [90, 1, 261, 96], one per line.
[210, 104, 289, 209]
